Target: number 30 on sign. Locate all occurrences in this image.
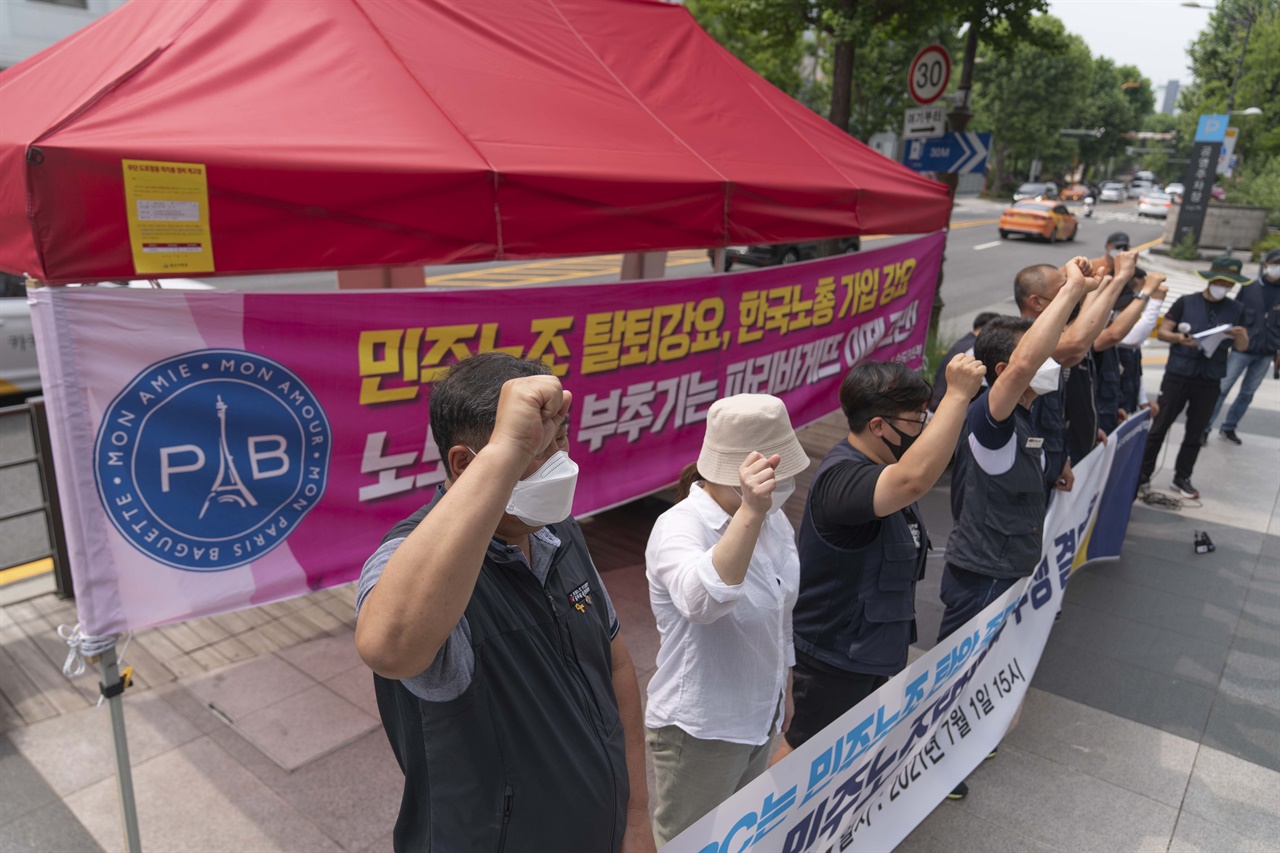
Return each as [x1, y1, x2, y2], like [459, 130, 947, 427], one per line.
[908, 44, 951, 106]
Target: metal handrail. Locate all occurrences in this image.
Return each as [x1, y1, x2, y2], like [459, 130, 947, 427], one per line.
[0, 399, 72, 595]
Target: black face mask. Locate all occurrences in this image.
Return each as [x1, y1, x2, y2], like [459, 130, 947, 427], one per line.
[882, 420, 919, 461]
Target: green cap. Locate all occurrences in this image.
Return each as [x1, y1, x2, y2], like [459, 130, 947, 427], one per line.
[1197, 256, 1250, 285]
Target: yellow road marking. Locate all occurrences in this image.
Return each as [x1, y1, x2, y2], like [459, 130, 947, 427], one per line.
[949, 217, 1002, 230]
[0, 558, 53, 587]
[1135, 236, 1163, 252]
[1142, 354, 1169, 366]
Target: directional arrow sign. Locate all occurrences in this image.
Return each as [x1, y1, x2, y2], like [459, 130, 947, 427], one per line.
[901, 132, 992, 174]
[903, 106, 946, 140]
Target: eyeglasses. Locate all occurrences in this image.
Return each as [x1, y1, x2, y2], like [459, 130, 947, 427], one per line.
[1112, 245, 1129, 251]
[885, 412, 931, 428]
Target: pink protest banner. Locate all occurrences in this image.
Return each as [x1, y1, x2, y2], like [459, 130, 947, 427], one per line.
[30, 231, 943, 636]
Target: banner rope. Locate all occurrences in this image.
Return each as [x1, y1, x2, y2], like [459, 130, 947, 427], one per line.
[57, 624, 134, 705]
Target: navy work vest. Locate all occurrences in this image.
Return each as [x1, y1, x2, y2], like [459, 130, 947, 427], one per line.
[792, 441, 928, 677]
[372, 496, 628, 852]
[1237, 277, 1280, 355]
[946, 395, 1046, 580]
[1030, 371, 1066, 488]
[1093, 345, 1122, 434]
[1118, 347, 1142, 414]
[1166, 294, 1244, 381]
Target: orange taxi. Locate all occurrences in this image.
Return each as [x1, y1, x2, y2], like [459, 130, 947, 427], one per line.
[1059, 183, 1089, 201]
[998, 200, 1078, 242]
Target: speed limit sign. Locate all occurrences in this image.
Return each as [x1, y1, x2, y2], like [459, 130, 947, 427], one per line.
[908, 44, 951, 105]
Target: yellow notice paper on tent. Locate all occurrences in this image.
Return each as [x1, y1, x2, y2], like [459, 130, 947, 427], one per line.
[1192, 324, 1232, 358]
[122, 159, 215, 275]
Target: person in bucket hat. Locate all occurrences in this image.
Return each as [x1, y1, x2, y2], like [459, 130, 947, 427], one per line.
[1139, 256, 1250, 498]
[643, 394, 809, 846]
[1206, 248, 1280, 444]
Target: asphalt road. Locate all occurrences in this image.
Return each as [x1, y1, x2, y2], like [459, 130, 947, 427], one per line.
[0, 199, 1167, 574]
[212, 198, 1167, 332]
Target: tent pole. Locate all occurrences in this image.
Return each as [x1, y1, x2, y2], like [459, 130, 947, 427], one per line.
[97, 645, 142, 852]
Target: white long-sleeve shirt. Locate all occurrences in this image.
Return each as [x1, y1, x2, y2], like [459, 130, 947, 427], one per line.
[1120, 296, 1164, 348]
[644, 483, 798, 745]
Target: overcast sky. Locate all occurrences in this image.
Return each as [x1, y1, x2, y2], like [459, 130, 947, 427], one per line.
[1047, 0, 1210, 87]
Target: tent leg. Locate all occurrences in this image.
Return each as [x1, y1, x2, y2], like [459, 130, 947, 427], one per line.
[98, 646, 142, 852]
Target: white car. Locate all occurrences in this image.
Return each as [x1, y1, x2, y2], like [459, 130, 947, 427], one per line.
[0, 276, 214, 401]
[1138, 192, 1174, 218]
[1164, 182, 1185, 201]
[1099, 182, 1126, 202]
[1128, 179, 1157, 199]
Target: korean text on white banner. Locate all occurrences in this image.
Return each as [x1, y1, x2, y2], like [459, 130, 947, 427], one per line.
[664, 410, 1150, 853]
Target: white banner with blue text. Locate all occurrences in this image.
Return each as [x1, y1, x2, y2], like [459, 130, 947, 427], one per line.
[665, 425, 1131, 852]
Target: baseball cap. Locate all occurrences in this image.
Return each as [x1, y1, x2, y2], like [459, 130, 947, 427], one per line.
[1106, 232, 1130, 248]
[1196, 256, 1250, 285]
[1264, 248, 1280, 265]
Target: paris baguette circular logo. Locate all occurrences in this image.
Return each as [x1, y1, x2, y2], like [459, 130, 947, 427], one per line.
[94, 350, 332, 572]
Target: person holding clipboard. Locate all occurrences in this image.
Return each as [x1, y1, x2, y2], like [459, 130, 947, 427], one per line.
[1138, 257, 1251, 499]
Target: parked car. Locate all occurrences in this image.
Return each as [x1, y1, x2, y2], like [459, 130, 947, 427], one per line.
[1059, 183, 1090, 201]
[1164, 182, 1185, 202]
[1099, 182, 1126, 202]
[716, 237, 861, 270]
[998, 200, 1079, 242]
[1134, 170, 1157, 183]
[1138, 192, 1174, 218]
[1128, 179, 1157, 199]
[0, 276, 214, 402]
[1013, 181, 1058, 201]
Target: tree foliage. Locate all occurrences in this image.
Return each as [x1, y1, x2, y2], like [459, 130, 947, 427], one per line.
[1179, 0, 1280, 178]
[969, 15, 1093, 192]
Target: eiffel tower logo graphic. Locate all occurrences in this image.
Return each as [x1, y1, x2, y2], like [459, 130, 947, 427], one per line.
[199, 395, 258, 520]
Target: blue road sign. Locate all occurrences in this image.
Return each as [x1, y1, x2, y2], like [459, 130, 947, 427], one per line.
[902, 132, 991, 174]
[1195, 114, 1228, 143]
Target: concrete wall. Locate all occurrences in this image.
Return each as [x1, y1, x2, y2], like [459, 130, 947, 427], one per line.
[0, 0, 127, 68]
[1163, 203, 1269, 251]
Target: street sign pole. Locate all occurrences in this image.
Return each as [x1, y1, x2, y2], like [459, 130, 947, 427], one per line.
[1172, 114, 1227, 251]
[929, 26, 975, 339]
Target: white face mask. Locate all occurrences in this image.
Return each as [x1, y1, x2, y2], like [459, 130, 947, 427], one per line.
[505, 451, 579, 526]
[769, 477, 796, 515]
[1207, 284, 1230, 301]
[1265, 265, 1280, 280]
[1029, 357, 1062, 396]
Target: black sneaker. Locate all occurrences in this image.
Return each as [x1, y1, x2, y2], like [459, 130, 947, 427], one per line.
[1220, 429, 1242, 445]
[947, 781, 969, 800]
[1199, 429, 1209, 447]
[1172, 476, 1200, 499]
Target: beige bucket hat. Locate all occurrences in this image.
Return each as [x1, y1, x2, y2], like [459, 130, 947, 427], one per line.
[696, 394, 810, 486]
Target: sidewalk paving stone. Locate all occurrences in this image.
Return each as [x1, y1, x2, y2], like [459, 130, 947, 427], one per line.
[1003, 689, 1200, 808]
[64, 736, 343, 853]
[950, 743, 1179, 852]
[232, 682, 378, 771]
[1181, 745, 1280, 844]
[8, 690, 202, 797]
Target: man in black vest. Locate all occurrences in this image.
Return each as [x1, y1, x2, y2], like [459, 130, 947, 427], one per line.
[1140, 257, 1250, 498]
[1016, 253, 1133, 492]
[1091, 267, 1169, 434]
[774, 354, 986, 776]
[1112, 268, 1169, 423]
[1206, 249, 1280, 444]
[939, 257, 1099, 645]
[355, 353, 654, 853]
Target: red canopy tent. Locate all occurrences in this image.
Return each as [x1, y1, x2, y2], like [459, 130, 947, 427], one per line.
[0, 0, 948, 284]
